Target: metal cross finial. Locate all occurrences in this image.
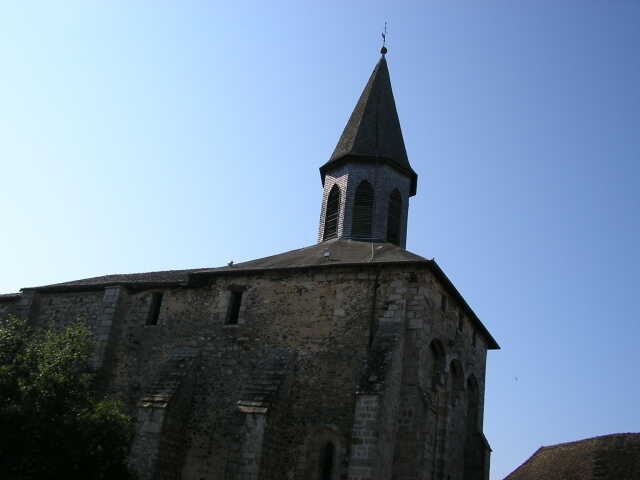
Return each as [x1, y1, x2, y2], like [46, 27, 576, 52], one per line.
[381, 21, 388, 55]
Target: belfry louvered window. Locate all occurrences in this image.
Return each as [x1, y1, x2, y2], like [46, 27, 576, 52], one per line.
[387, 188, 402, 245]
[323, 184, 341, 241]
[351, 181, 374, 239]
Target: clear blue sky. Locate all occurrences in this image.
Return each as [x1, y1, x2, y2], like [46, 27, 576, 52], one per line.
[1, 2, 638, 478]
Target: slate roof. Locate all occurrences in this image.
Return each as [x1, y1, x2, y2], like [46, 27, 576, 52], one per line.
[15, 239, 498, 349]
[0, 293, 21, 302]
[23, 240, 425, 292]
[320, 54, 418, 195]
[194, 238, 427, 273]
[23, 268, 211, 291]
[505, 433, 640, 480]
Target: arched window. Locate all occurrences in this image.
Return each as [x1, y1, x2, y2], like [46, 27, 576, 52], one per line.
[305, 426, 342, 480]
[351, 181, 374, 239]
[386, 188, 402, 245]
[319, 441, 335, 480]
[323, 185, 341, 241]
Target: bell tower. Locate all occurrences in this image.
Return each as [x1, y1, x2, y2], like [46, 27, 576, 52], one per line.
[317, 48, 418, 248]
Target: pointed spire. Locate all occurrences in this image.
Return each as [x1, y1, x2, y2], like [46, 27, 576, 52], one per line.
[320, 52, 417, 195]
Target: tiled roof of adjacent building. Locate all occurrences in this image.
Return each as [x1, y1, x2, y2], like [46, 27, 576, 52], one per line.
[504, 433, 640, 480]
[320, 54, 418, 195]
[14, 239, 498, 349]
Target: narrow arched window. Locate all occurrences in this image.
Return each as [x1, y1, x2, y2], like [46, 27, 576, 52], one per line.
[319, 441, 335, 480]
[351, 181, 374, 239]
[387, 188, 402, 245]
[323, 185, 341, 241]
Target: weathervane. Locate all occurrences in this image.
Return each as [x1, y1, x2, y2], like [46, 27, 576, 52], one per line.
[381, 21, 388, 55]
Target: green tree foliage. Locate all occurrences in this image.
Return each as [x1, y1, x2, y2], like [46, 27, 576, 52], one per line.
[0, 316, 135, 479]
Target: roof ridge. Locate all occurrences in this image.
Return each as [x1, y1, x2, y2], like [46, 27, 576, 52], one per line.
[539, 432, 640, 450]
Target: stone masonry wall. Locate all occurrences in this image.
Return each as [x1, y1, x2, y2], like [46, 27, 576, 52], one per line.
[18, 261, 491, 480]
[392, 268, 489, 480]
[0, 298, 18, 319]
[32, 291, 104, 332]
[102, 267, 382, 480]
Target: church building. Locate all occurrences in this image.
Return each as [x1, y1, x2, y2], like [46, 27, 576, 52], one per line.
[0, 48, 499, 480]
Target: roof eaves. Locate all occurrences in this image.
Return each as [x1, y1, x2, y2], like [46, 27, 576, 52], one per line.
[0, 293, 21, 302]
[479, 432, 493, 452]
[319, 154, 418, 196]
[188, 258, 431, 280]
[22, 280, 188, 294]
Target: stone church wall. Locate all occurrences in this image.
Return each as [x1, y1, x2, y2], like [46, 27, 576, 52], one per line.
[345, 266, 489, 480]
[1, 262, 491, 480]
[102, 267, 382, 479]
[32, 291, 104, 331]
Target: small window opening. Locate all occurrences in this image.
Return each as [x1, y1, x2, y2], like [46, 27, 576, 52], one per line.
[441, 294, 447, 312]
[146, 292, 163, 326]
[226, 290, 243, 325]
[458, 311, 464, 332]
[472, 330, 477, 347]
[319, 441, 335, 480]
